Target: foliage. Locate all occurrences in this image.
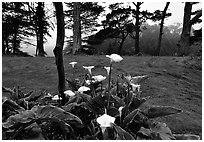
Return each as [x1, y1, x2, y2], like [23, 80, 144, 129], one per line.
[65, 2, 104, 38]
[2, 2, 54, 56]
[88, 23, 182, 56]
[3, 54, 200, 140]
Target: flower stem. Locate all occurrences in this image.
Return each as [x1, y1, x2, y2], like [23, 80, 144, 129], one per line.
[107, 63, 112, 109]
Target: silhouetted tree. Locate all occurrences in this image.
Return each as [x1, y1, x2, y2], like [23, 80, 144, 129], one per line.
[64, 2, 104, 54]
[72, 2, 81, 54]
[129, 2, 172, 55]
[53, 2, 66, 105]
[157, 2, 170, 56]
[35, 2, 47, 56]
[102, 3, 133, 55]
[178, 2, 202, 56]
[2, 2, 33, 54]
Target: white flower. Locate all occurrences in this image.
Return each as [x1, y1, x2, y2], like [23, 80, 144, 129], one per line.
[96, 113, 116, 133]
[52, 95, 62, 101]
[106, 54, 123, 63]
[78, 86, 90, 93]
[119, 106, 124, 117]
[131, 75, 147, 84]
[124, 75, 132, 83]
[130, 83, 141, 93]
[69, 62, 77, 68]
[83, 66, 94, 75]
[64, 90, 75, 97]
[104, 66, 111, 75]
[85, 80, 91, 85]
[92, 75, 106, 82]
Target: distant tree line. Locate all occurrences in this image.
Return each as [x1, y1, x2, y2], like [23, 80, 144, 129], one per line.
[2, 2, 202, 57]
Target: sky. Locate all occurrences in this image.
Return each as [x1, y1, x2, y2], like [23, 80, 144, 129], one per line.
[20, 2, 202, 56]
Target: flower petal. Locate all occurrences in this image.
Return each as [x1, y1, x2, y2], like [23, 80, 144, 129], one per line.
[64, 90, 75, 97]
[78, 86, 90, 93]
[104, 66, 111, 75]
[92, 75, 106, 82]
[106, 54, 123, 63]
[69, 62, 77, 68]
[96, 114, 116, 127]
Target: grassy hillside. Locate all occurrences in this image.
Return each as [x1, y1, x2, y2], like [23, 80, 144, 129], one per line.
[2, 55, 202, 137]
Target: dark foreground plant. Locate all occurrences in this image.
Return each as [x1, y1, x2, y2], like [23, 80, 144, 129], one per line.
[2, 54, 200, 140]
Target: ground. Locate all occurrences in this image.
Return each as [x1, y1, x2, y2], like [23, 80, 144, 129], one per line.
[2, 55, 202, 138]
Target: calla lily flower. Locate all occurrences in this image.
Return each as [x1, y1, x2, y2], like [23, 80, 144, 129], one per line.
[130, 83, 141, 93]
[52, 95, 62, 101]
[85, 80, 91, 85]
[69, 62, 77, 68]
[92, 75, 106, 82]
[64, 90, 75, 97]
[119, 106, 124, 117]
[96, 113, 116, 133]
[78, 86, 90, 93]
[131, 75, 147, 84]
[104, 66, 111, 75]
[124, 75, 132, 83]
[83, 66, 94, 75]
[106, 54, 123, 63]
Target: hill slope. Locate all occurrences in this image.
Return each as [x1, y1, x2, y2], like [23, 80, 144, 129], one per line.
[2, 55, 202, 137]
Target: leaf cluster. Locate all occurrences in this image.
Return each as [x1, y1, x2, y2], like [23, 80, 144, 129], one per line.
[3, 61, 200, 139]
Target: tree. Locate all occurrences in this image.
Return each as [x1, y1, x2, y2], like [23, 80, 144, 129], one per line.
[132, 2, 142, 55]
[27, 2, 52, 56]
[102, 3, 133, 55]
[131, 2, 171, 55]
[2, 2, 33, 54]
[35, 2, 47, 56]
[178, 2, 202, 56]
[157, 2, 170, 56]
[2, 2, 52, 56]
[64, 2, 104, 54]
[72, 2, 81, 54]
[53, 2, 66, 105]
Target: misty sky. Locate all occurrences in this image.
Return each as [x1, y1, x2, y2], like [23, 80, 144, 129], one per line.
[21, 2, 202, 56]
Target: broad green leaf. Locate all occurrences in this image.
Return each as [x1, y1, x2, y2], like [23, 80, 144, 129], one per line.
[130, 96, 148, 110]
[31, 105, 83, 125]
[107, 106, 119, 117]
[3, 99, 25, 112]
[149, 121, 175, 140]
[66, 79, 79, 91]
[137, 127, 152, 138]
[3, 110, 35, 129]
[87, 94, 107, 114]
[103, 127, 116, 140]
[111, 123, 135, 140]
[123, 109, 139, 127]
[173, 134, 200, 140]
[62, 102, 79, 112]
[3, 99, 25, 122]
[23, 122, 45, 140]
[110, 95, 125, 108]
[123, 91, 133, 106]
[143, 105, 182, 118]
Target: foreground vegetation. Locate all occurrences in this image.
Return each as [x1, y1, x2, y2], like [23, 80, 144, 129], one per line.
[2, 55, 202, 140]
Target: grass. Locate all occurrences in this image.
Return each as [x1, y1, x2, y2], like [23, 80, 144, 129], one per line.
[2, 55, 202, 138]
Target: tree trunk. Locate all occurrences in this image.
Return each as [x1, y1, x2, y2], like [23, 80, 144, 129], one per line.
[72, 2, 81, 54]
[178, 2, 192, 56]
[2, 35, 6, 54]
[157, 2, 170, 56]
[53, 2, 66, 105]
[118, 37, 125, 55]
[36, 2, 46, 56]
[134, 2, 140, 54]
[13, 24, 19, 54]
